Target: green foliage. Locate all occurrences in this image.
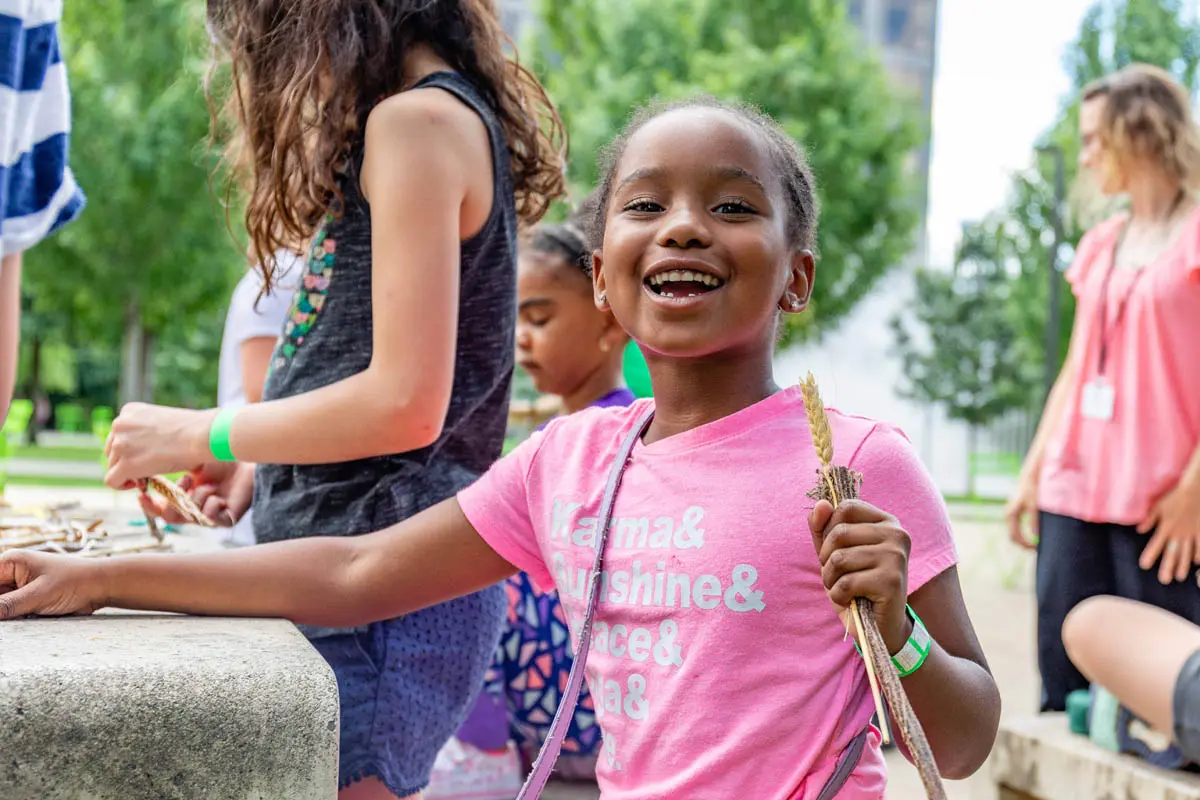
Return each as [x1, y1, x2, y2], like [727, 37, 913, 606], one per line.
[891, 221, 1040, 429]
[152, 308, 226, 409]
[528, 0, 923, 342]
[18, 0, 242, 408]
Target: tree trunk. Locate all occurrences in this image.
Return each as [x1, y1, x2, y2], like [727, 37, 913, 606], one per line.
[119, 297, 146, 405]
[141, 331, 156, 402]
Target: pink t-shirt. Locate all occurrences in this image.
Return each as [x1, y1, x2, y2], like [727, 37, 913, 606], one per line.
[1039, 209, 1200, 525]
[458, 386, 958, 799]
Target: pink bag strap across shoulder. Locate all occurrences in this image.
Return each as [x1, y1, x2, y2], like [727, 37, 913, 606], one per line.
[515, 406, 655, 799]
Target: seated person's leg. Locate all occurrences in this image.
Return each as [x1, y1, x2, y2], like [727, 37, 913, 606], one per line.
[1064, 595, 1200, 758]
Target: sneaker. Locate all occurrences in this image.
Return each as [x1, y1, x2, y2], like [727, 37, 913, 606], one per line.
[1117, 704, 1189, 770]
[425, 737, 525, 800]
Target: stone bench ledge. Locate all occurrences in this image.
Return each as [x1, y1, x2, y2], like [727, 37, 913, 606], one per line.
[0, 614, 339, 800]
[992, 713, 1200, 800]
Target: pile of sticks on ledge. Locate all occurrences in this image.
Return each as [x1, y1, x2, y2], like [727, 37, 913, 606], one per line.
[0, 502, 170, 558]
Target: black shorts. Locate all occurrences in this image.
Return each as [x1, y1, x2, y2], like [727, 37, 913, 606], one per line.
[1174, 648, 1200, 761]
[1036, 512, 1200, 711]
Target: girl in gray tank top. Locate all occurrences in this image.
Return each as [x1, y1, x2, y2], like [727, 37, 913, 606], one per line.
[100, 2, 566, 797]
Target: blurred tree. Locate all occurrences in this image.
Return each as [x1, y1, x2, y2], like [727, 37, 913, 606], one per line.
[20, 0, 241, 409]
[891, 221, 1039, 494]
[528, 0, 923, 342]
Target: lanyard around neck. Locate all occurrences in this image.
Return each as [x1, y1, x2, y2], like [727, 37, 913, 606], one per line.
[1096, 190, 1186, 374]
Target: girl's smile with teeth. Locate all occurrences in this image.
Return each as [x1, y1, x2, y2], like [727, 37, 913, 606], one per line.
[646, 269, 725, 297]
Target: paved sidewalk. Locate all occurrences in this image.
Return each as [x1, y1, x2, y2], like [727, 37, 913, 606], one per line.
[4, 458, 105, 479]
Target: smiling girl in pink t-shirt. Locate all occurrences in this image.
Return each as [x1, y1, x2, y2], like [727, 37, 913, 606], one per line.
[1, 98, 1001, 799]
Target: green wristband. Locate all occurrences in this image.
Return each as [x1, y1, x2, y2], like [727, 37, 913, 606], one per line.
[850, 605, 932, 679]
[208, 407, 238, 463]
[892, 605, 932, 678]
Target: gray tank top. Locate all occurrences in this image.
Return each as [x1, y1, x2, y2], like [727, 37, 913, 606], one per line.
[253, 72, 517, 567]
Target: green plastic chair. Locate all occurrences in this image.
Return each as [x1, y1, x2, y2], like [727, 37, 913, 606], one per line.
[92, 406, 114, 440]
[623, 341, 652, 399]
[56, 403, 87, 433]
[3, 398, 33, 440]
[0, 399, 26, 494]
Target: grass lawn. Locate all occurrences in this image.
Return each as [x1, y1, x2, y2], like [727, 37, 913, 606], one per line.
[943, 494, 1006, 506]
[9, 444, 104, 462]
[2, 474, 107, 489]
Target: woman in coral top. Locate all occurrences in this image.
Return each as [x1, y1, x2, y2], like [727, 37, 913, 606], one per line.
[1008, 63, 1200, 713]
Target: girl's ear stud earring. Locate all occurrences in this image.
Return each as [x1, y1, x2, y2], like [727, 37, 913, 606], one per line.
[598, 292, 607, 305]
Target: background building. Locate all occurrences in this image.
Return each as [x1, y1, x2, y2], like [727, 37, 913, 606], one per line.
[849, 0, 939, 262]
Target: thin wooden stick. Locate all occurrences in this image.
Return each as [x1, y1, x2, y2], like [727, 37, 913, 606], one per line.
[850, 598, 891, 744]
[800, 373, 946, 800]
[856, 598, 946, 800]
[800, 376, 889, 742]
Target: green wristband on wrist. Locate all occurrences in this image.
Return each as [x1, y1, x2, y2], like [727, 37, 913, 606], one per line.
[892, 605, 932, 678]
[850, 604, 933, 679]
[208, 407, 238, 463]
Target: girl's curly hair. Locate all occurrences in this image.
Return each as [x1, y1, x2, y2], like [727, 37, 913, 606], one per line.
[206, 0, 566, 285]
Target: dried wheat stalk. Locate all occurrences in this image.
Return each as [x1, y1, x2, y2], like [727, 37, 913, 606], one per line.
[800, 374, 887, 740]
[800, 373, 946, 799]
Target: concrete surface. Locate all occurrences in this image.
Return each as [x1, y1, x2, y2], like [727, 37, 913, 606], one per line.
[0, 615, 340, 800]
[1, 485, 140, 511]
[992, 714, 1200, 800]
[879, 505, 1041, 800]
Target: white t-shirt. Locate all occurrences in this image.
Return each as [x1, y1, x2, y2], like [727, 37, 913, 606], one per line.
[217, 251, 299, 408]
[216, 249, 299, 545]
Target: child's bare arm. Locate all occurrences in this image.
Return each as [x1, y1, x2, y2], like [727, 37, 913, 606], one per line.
[0, 498, 516, 627]
[812, 501, 1000, 780]
[895, 569, 1001, 780]
[102, 89, 493, 486]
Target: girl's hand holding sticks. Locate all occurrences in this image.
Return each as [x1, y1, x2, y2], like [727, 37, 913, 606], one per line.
[105, 403, 217, 489]
[809, 499, 914, 654]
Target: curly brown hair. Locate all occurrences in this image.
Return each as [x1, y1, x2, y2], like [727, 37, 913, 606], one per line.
[1082, 64, 1200, 191]
[205, 0, 566, 286]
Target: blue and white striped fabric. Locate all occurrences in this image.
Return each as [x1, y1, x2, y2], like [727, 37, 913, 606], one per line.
[0, 0, 83, 258]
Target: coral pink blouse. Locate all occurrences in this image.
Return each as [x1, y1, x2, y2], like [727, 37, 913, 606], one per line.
[1039, 208, 1200, 525]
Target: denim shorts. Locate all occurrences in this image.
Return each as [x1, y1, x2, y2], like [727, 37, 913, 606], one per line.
[1173, 648, 1200, 762]
[310, 584, 507, 797]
